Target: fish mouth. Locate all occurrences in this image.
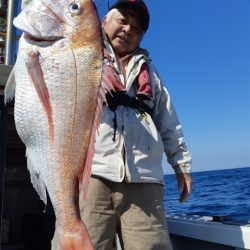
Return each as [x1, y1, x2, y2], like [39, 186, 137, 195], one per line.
[14, 1, 65, 46]
[23, 33, 65, 47]
[24, 33, 64, 43]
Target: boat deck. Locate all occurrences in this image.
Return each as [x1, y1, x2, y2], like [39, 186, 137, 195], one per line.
[168, 214, 250, 250]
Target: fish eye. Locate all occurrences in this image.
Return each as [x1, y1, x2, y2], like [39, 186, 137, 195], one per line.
[69, 2, 82, 14]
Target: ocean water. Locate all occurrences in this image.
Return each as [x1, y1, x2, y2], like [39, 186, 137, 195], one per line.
[163, 166, 250, 222]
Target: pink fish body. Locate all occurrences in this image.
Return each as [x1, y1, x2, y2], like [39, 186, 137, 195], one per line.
[5, 0, 105, 249]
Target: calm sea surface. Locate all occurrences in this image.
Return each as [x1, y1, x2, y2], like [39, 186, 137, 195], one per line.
[163, 166, 250, 221]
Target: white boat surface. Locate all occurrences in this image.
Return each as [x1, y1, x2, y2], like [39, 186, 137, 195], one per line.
[166, 214, 250, 250]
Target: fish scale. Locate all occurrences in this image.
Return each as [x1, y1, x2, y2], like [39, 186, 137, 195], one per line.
[4, 0, 107, 249]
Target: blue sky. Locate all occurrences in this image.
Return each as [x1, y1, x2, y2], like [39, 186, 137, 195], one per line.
[97, 0, 250, 173]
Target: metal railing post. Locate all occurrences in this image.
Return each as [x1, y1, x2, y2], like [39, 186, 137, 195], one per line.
[5, 0, 16, 65]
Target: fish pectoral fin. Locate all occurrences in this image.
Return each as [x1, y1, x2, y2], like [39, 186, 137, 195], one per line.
[4, 68, 16, 104]
[25, 50, 54, 143]
[27, 155, 47, 205]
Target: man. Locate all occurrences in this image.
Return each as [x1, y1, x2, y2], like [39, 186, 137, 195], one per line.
[82, 0, 192, 249]
[53, 0, 192, 249]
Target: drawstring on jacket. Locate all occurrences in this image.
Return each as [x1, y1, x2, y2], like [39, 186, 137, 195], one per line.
[112, 110, 117, 142]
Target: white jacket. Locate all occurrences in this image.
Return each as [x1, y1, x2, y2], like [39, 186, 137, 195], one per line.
[92, 47, 191, 184]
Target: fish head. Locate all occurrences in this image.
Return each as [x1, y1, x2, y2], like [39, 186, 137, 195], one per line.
[14, 0, 101, 47]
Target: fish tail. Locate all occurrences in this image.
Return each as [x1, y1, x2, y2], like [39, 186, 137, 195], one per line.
[56, 221, 94, 250]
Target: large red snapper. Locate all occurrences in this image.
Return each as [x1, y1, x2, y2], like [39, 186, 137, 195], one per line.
[5, 0, 109, 249]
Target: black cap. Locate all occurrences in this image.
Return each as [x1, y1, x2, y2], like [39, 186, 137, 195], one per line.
[109, 0, 150, 32]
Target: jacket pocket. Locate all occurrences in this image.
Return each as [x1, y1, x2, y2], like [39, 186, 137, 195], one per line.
[132, 111, 164, 166]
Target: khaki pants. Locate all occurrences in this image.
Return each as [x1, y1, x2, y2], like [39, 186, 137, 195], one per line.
[52, 176, 173, 250]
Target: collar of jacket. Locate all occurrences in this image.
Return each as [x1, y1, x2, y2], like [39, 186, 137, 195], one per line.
[125, 49, 151, 92]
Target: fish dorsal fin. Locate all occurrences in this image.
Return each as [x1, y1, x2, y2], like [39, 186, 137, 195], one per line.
[81, 61, 115, 199]
[4, 68, 16, 104]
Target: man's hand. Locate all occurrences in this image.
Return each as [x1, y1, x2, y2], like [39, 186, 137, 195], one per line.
[175, 173, 192, 203]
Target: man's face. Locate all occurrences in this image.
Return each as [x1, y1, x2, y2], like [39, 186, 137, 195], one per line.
[102, 9, 144, 58]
